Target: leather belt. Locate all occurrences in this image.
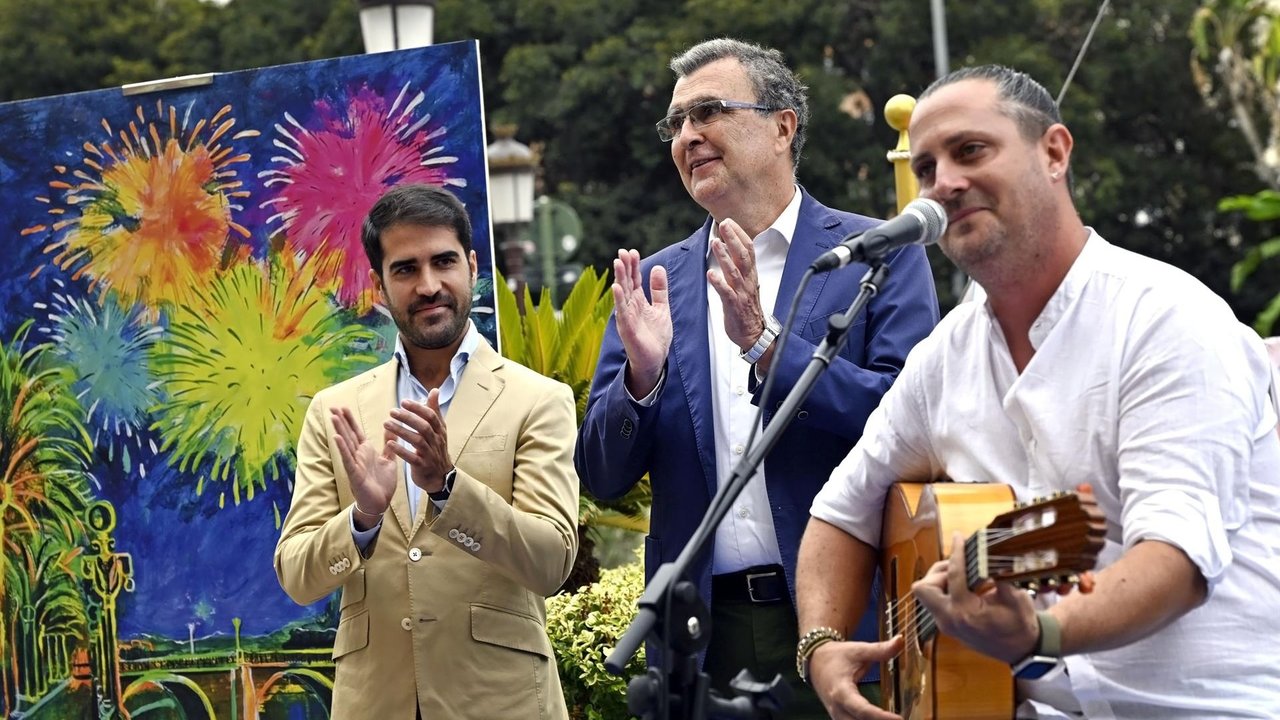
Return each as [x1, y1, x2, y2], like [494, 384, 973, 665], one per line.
[712, 565, 788, 604]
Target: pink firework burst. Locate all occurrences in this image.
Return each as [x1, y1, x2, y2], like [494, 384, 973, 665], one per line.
[259, 83, 464, 311]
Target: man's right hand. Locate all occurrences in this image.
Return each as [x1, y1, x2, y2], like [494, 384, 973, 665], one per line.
[810, 638, 904, 720]
[612, 249, 672, 398]
[331, 406, 398, 530]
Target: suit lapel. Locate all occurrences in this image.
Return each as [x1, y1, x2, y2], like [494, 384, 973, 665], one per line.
[355, 360, 415, 540]
[664, 221, 719, 498]
[408, 340, 504, 537]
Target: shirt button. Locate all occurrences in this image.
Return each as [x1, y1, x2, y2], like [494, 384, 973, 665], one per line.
[738, 507, 749, 519]
[401, 617, 412, 631]
[734, 385, 745, 396]
[408, 547, 422, 562]
[733, 444, 745, 455]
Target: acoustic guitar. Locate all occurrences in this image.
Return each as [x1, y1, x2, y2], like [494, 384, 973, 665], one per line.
[879, 482, 1106, 719]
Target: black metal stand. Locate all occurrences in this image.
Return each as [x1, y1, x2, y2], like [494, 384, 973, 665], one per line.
[605, 262, 891, 720]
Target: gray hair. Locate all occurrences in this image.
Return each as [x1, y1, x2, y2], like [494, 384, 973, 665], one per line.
[670, 38, 809, 171]
[920, 64, 1062, 141]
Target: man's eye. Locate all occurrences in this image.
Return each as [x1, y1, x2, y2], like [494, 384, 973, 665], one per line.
[691, 103, 721, 123]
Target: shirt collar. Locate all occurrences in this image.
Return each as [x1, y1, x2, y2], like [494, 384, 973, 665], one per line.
[392, 320, 480, 388]
[706, 185, 802, 255]
[1025, 228, 1105, 349]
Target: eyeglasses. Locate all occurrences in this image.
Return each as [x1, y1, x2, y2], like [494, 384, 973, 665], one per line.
[655, 99, 779, 142]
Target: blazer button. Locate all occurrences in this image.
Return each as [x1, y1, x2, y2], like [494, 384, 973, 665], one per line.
[797, 410, 809, 420]
[620, 418, 634, 439]
[409, 547, 423, 562]
[471, 543, 481, 552]
[448, 528, 459, 539]
[401, 617, 412, 631]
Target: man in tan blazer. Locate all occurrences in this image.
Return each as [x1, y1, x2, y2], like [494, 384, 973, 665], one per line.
[274, 183, 578, 719]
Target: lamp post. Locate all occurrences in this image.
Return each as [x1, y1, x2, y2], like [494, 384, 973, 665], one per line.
[486, 125, 537, 310]
[356, 0, 436, 53]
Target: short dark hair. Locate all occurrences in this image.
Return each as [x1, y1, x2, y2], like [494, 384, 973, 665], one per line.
[670, 38, 809, 171]
[361, 183, 473, 276]
[920, 64, 1062, 141]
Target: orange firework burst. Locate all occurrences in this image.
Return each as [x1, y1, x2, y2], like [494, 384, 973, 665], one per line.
[23, 101, 260, 312]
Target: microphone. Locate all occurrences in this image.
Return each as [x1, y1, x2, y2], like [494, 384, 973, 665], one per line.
[811, 197, 948, 272]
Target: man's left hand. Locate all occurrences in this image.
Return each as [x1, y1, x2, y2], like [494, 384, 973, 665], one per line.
[385, 389, 452, 494]
[708, 218, 767, 352]
[911, 531, 1041, 664]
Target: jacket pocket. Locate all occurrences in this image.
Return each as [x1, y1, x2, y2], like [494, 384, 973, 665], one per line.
[463, 433, 508, 453]
[470, 604, 552, 659]
[332, 608, 369, 660]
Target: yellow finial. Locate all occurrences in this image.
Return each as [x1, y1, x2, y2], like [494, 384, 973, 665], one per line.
[884, 94, 919, 214]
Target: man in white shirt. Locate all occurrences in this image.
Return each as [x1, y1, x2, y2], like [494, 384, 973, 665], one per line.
[575, 38, 939, 716]
[795, 65, 1280, 718]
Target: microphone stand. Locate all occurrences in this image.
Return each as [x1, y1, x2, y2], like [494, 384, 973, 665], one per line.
[606, 260, 892, 720]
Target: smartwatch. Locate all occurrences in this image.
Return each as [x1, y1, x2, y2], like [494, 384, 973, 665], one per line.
[1012, 611, 1066, 681]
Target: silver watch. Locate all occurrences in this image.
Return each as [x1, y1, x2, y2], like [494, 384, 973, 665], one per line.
[739, 315, 782, 364]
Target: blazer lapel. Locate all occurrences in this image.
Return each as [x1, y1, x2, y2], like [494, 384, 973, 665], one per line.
[665, 221, 719, 498]
[408, 339, 503, 537]
[355, 360, 415, 540]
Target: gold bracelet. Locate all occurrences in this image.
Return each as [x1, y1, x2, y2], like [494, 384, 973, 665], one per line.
[353, 502, 385, 517]
[796, 626, 845, 684]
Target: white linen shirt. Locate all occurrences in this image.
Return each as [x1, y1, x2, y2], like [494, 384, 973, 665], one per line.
[812, 231, 1280, 717]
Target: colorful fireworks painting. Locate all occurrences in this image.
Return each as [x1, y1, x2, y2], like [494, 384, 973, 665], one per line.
[0, 41, 493, 718]
[259, 83, 465, 312]
[23, 100, 259, 313]
[148, 250, 378, 506]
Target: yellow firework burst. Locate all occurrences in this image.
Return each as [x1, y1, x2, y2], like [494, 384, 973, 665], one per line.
[23, 101, 260, 312]
[148, 250, 377, 505]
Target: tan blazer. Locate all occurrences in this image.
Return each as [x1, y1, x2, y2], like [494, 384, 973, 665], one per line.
[274, 340, 578, 719]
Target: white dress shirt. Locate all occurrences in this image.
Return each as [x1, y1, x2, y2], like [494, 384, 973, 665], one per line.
[351, 321, 479, 545]
[704, 187, 800, 573]
[812, 231, 1280, 717]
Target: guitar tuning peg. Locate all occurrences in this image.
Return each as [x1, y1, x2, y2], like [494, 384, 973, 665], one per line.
[1026, 581, 1040, 595]
[1066, 574, 1080, 586]
[1044, 578, 1059, 589]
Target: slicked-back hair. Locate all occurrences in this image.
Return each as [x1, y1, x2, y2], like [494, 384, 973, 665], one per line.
[920, 64, 1062, 142]
[670, 38, 809, 172]
[361, 183, 473, 276]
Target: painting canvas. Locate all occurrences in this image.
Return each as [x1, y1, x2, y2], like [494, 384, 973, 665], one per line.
[0, 40, 494, 718]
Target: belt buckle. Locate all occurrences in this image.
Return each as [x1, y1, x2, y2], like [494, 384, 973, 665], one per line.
[745, 570, 777, 603]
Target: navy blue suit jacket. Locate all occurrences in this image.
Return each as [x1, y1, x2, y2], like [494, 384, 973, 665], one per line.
[575, 189, 939, 670]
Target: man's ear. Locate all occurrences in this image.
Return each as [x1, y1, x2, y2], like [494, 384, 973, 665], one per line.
[368, 267, 385, 303]
[468, 250, 478, 286]
[775, 108, 798, 156]
[1043, 123, 1073, 180]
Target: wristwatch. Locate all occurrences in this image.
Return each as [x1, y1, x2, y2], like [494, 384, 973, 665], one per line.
[740, 314, 782, 364]
[428, 467, 457, 503]
[1012, 611, 1065, 681]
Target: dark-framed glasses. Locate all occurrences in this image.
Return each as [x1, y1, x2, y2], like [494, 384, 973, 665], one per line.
[655, 99, 779, 142]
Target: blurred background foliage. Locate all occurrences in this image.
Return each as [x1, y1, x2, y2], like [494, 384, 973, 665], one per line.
[0, 0, 1276, 322]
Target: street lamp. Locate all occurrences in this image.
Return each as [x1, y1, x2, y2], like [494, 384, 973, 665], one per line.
[357, 0, 436, 53]
[486, 125, 537, 306]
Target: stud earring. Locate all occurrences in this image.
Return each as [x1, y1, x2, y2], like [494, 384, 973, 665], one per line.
[1051, 171, 1061, 180]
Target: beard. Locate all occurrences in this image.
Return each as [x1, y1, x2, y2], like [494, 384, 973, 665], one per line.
[389, 288, 473, 350]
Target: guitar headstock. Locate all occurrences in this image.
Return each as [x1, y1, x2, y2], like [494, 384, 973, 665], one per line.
[969, 488, 1106, 595]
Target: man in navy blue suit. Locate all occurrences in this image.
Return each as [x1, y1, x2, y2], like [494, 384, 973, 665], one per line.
[574, 38, 938, 716]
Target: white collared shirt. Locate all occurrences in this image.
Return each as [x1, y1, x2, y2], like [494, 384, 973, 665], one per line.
[352, 321, 479, 544]
[704, 186, 801, 574]
[813, 231, 1280, 717]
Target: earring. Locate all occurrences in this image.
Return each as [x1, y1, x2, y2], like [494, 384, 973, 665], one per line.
[1051, 171, 1061, 180]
